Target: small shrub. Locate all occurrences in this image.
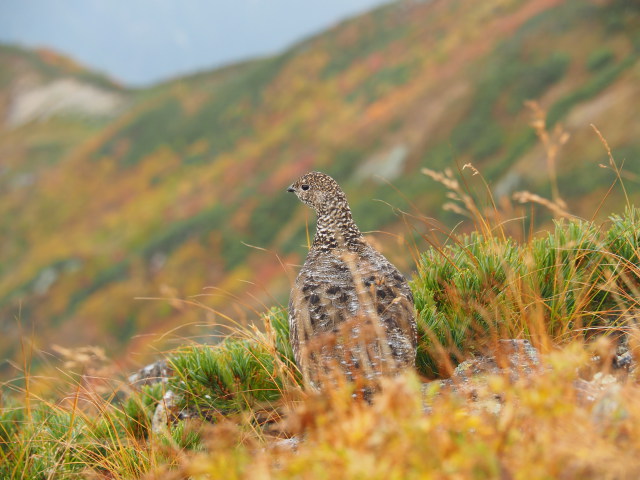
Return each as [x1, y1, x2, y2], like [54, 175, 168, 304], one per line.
[168, 307, 294, 415]
[412, 208, 640, 376]
[508, 52, 571, 113]
[586, 48, 615, 71]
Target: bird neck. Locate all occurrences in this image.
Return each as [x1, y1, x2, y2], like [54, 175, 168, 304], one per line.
[313, 203, 363, 251]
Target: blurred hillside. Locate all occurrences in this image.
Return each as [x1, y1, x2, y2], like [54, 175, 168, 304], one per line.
[1, 0, 638, 378]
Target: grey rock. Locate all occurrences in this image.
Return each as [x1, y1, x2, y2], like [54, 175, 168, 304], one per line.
[426, 339, 541, 414]
[151, 389, 199, 434]
[128, 359, 171, 387]
[450, 339, 540, 383]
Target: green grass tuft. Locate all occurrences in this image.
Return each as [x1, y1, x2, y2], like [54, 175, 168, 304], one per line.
[413, 207, 640, 376]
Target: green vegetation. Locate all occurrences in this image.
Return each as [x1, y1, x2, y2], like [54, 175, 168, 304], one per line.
[0, 398, 149, 479]
[321, 4, 405, 78]
[97, 53, 292, 168]
[249, 195, 297, 248]
[65, 260, 130, 319]
[451, 46, 570, 161]
[586, 47, 615, 71]
[98, 99, 184, 168]
[169, 328, 292, 414]
[139, 206, 227, 260]
[507, 52, 571, 113]
[413, 207, 640, 376]
[347, 63, 415, 104]
[547, 54, 636, 127]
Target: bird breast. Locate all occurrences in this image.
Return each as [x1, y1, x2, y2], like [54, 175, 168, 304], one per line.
[293, 245, 412, 334]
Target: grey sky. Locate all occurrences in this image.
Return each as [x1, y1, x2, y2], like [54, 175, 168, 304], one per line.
[0, 0, 390, 86]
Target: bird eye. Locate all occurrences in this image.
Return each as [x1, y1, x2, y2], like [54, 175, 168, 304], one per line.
[301, 184, 310, 191]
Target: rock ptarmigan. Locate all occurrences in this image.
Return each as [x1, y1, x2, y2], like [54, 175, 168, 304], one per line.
[287, 171, 417, 392]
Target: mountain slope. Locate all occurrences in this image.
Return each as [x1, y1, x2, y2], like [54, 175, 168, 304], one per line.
[1, 0, 639, 377]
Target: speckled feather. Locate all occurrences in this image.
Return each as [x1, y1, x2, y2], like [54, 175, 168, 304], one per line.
[287, 172, 417, 387]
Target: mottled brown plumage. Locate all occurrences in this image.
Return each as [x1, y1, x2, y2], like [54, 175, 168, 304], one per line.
[287, 172, 417, 389]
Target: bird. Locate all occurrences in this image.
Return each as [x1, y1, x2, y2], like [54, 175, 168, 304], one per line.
[286, 171, 417, 392]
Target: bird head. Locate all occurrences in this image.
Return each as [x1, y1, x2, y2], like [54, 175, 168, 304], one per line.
[287, 171, 347, 213]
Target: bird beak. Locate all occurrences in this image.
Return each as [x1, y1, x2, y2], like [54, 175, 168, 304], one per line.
[287, 185, 295, 193]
